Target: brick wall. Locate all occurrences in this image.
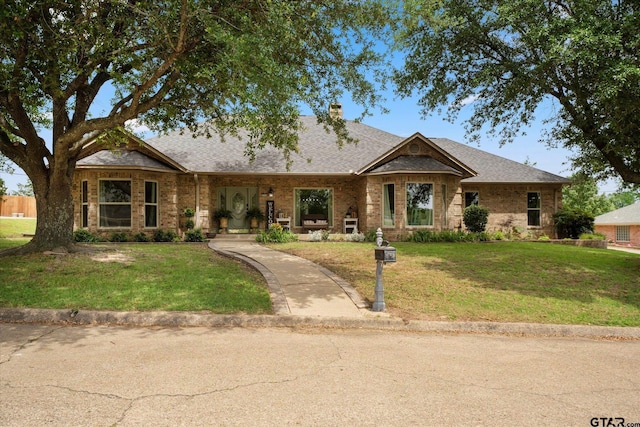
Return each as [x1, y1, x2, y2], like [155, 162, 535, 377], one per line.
[596, 224, 640, 247]
[461, 183, 563, 237]
[73, 170, 179, 238]
[74, 169, 565, 239]
[203, 174, 364, 233]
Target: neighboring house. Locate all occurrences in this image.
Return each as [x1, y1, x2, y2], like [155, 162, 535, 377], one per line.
[74, 111, 570, 239]
[594, 203, 640, 247]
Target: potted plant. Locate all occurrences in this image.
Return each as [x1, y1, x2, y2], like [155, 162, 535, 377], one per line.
[246, 206, 265, 230]
[214, 207, 232, 232]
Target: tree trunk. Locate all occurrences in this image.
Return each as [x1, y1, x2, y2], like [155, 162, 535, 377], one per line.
[30, 176, 75, 251]
[2, 168, 76, 256]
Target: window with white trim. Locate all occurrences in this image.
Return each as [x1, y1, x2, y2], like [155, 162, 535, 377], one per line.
[527, 192, 541, 227]
[406, 182, 433, 226]
[144, 181, 158, 228]
[383, 183, 395, 226]
[616, 226, 630, 242]
[99, 180, 131, 228]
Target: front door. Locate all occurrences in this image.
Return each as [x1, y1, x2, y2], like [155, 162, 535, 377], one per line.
[217, 187, 258, 232]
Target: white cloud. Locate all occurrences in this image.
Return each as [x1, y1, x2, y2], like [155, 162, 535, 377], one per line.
[125, 118, 151, 134]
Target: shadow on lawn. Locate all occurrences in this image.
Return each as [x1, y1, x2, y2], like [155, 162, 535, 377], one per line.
[400, 242, 640, 309]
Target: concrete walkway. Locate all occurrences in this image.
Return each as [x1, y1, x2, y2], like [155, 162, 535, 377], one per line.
[209, 237, 368, 317]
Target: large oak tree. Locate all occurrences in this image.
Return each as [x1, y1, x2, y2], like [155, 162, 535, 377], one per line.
[394, 0, 640, 184]
[0, 0, 392, 254]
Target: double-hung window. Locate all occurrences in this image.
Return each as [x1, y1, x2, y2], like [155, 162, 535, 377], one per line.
[99, 180, 131, 228]
[406, 182, 433, 226]
[527, 192, 541, 227]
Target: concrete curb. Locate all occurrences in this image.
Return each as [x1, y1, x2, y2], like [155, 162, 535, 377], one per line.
[1, 308, 639, 339]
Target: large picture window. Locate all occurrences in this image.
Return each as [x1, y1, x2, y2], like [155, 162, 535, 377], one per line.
[145, 181, 158, 228]
[99, 180, 131, 228]
[527, 192, 541, 227]
[383, 183, 395, 226]
[406, 183, 433, 226]
[295, 189, 333, 227]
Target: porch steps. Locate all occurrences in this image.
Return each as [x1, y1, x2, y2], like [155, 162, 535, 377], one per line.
[209, 233, 258, 242]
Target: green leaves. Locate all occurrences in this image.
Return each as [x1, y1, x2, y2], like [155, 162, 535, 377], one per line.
[395, 0, 640, 184]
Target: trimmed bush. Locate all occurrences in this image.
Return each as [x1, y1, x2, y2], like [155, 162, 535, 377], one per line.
[463, 205, 489, 233]
[553, 208, 594, 239]
[153, 229, 178, 242]
[185, 228, 205, 242]
[110, 232, 129, 242]
[73, 229, 100, 243]
[133, 232, 151, 242]
[408, 230, 479, 243]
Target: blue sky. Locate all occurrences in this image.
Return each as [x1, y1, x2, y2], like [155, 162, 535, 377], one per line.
[0, 83, 620, 195]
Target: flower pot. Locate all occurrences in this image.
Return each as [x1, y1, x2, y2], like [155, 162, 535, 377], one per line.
[250, 218, 258, 229]
[219, 217, 228, 232]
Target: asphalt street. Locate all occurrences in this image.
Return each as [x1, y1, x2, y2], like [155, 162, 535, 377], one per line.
[1, 323, 639, 426]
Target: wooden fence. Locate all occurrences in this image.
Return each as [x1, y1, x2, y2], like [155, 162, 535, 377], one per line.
[0, 195, 37, 217]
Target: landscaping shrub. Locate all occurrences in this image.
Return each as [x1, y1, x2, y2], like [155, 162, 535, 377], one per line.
[110, 232, 129, 242]
[463, 205, 489, 233]
[153, 229, 178, 242]
[364, 229, 378, 242]
[408, 229, 477, 243]
[579, 232, 606, 240]
[256, 223, 298, 243]
[133, 232, 151, 242]
[553, 208, 594, 239]
[345, 230, 366, 242]
[185, 228, 205, 242]
[492, 231, 506, 241]
[73, 229, 100, 243]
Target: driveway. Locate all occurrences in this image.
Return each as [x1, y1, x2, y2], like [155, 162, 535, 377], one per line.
[2, 324, 638, 426]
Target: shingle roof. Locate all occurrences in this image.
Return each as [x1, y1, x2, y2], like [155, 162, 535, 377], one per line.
[145, 116, 401, 174]
[80, 116, 569, 184]
[430, 138, 571, 184]
[594, 203, 640, 225]
[77, 150, 175, 171]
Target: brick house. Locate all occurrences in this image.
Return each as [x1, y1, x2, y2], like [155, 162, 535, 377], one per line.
[74, 114, 570, 239]
[594, 203, 640, 247]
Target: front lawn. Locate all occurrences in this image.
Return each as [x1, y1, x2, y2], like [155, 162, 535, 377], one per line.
[274, 241, 640, 326]
[0, 242, 272, 314]
[0, 217, 36, 238]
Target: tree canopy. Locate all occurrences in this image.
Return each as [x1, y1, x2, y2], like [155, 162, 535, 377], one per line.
[394, 0, 640, 184]
[0, 0, 393, 253]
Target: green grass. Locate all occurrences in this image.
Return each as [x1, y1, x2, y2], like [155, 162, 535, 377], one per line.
[0, 217, 36, 238]
[0, 242, 272, 314]
[274, 241, 640, 327]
